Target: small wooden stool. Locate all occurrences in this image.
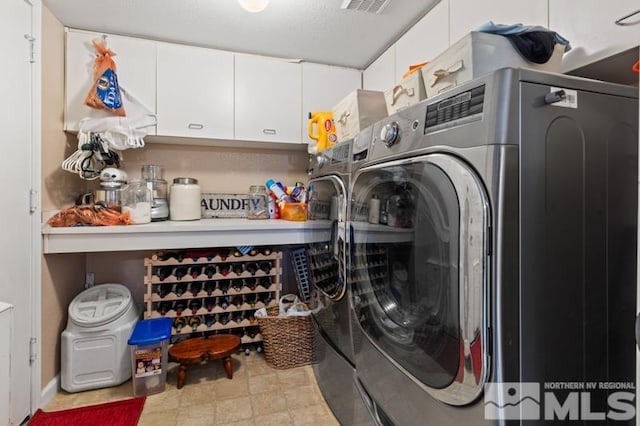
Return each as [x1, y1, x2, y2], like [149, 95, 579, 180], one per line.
[168, 335, 241, 389]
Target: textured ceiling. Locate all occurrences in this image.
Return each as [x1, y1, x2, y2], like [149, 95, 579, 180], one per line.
[43, 0, 440, 69]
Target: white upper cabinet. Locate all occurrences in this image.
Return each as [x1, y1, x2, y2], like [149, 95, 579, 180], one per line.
[550, 0, 640, 72]
[156, 43, 234, 139]
[449, 0, 548, 43]
[363, 45, 396, 91]
[301, 63, 361, 144]
[65, 29, 157, 133]
[395, 0, 450, 82]
[65, 31, 360, 147]
[235, 55, 302, 144]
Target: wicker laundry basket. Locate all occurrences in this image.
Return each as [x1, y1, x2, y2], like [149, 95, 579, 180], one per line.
[257, 304, 313, 369]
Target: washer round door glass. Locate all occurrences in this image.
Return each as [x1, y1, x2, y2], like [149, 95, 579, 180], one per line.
[350, 153, 490, 406]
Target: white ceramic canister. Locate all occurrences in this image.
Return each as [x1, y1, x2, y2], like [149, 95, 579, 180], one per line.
[169, 177, 201, 221]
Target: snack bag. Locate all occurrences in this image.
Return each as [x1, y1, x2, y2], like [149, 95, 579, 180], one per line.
[84, 39, 126, 116]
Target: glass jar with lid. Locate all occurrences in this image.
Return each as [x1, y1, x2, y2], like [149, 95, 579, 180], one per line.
[122, 180, 152, 224]
[169, 177, 201, 221]
[248, 185, 269, 219]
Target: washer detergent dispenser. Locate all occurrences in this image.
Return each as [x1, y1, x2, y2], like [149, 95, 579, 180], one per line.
[61, 283, 141, 392]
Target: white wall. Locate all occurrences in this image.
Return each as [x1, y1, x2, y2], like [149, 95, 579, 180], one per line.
[365, 0, 640, 88]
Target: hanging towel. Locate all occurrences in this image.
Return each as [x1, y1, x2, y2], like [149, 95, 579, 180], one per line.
[505, 31, 557, 63]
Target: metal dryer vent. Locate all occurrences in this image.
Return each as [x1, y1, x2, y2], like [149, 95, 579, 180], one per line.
[340, 0, 390, 13]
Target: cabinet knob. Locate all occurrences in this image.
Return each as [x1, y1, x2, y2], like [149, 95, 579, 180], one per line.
[263, 129, 276, 135]
[188, 123, 204, 130]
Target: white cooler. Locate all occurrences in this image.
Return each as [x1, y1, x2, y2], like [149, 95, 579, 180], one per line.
[61, 283, 140, 392]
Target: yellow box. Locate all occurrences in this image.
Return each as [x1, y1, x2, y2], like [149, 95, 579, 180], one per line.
[279, 202, 308, 222]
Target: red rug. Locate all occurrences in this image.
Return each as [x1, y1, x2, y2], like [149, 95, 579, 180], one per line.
[29, 397, 146, 426]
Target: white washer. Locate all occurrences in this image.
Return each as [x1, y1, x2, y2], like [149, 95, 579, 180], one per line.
[61, 283, 140, 392]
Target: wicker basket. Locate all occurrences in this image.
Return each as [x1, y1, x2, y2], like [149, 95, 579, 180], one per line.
[256, 304, 313, 369]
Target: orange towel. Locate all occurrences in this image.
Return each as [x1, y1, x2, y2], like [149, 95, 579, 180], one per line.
[402, 61, 429, 79]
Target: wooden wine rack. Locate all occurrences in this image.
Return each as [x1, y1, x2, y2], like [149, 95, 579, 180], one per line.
[349, 245, 388, 301]
[144, 248, 282, 347]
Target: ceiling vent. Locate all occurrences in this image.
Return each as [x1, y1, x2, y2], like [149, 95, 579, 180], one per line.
[340, 0, 391, 14]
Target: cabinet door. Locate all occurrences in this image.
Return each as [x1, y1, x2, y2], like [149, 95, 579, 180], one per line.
[395, 0, 449, 82]
[302, 63, 361, 145]
[157, 44, 234, 139]
[550, 0, 640, 71]
[449, 0, 548, 43]
[65, 30, 157, 133]
[363, 46, 395, 91]
[235, 55, 302, 143]
[1, 0, 33, 423]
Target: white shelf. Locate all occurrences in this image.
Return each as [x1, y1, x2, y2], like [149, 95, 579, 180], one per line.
[350, 221, 415, 244]
[42, 219, 332, 254]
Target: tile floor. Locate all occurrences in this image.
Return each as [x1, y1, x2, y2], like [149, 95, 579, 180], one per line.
[45, 351, 340, 426]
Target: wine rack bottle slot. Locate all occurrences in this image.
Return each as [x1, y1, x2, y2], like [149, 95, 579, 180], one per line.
[144, 247, 282, 347]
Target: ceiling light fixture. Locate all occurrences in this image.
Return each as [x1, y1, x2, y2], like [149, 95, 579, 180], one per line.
[238, 0, 269, 13]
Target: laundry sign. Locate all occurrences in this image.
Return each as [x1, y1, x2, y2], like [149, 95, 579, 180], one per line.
[201, 193, 250, 218]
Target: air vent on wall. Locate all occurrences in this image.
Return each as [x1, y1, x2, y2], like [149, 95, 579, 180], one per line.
[340, 0, 390, 14]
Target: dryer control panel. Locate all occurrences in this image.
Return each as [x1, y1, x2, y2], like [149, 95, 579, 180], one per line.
[425, 84, 485, 133]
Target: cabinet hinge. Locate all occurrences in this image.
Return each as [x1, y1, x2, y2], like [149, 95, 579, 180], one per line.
[29, 337, 37, 365]
[24, 34, 35, 63]
[29, 189, 38, 214]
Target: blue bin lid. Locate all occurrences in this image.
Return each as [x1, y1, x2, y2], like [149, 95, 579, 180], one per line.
[128, 318, 173, 346]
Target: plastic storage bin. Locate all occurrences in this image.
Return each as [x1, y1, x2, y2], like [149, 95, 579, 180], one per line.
[332, 89, 388, 142]
[421, 31, 564, 98]
[61, 283, 140, 392]
[384, 70, 427, 114]
[127, 317, 172, 396]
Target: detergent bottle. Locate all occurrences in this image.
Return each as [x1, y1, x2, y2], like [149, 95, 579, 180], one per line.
[308, 111, 337, 154]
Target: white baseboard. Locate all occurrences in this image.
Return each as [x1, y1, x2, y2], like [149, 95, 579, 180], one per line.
[39, 375, 59, 409]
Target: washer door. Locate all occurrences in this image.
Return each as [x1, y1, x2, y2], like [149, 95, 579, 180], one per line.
[350, 153, 490, 406]
[307, 176, 348, 302]
[307, 175, 355, 363]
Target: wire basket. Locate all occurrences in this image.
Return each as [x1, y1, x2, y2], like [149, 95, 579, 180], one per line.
[291, 247, 311, 301]
[256, 305, 313, 369]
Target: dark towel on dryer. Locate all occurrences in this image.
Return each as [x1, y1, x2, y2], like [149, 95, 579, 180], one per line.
[505, 31, 557, 64]
[475, 21, 571, 51]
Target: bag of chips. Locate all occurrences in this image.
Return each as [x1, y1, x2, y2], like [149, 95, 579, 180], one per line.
[85, 39, 126, 116]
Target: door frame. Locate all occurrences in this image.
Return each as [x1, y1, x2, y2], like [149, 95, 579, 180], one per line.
[28, 0, 43, 415]
[637, 75, 640, 425]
